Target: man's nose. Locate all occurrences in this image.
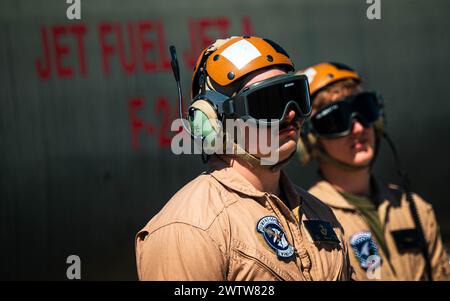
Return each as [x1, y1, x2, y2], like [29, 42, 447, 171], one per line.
[285, 109, 296, 123]
[352, 118, 365, 134]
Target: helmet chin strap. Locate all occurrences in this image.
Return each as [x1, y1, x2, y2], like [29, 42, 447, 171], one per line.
[232, 140, 297, 172]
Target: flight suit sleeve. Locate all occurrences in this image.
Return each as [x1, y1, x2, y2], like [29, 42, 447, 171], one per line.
[416, 194, 450, 280]
[135, 223, 227, 280]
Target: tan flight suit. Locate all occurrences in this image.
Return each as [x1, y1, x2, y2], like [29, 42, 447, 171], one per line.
[309, 180, 450, 280]
[136, 157, 354, 280]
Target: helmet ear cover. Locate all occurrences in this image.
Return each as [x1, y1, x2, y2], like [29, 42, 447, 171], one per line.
[187, 90, 229, 142]
[186, 96, 263, 167]
[297, 128, 317, 166]
[188, 100, 219, 144]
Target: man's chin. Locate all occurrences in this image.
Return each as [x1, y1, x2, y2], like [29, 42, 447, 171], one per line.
[277, 143, 297, 162]
[279, 134, 298, 146]
[350, 154, 374, 167]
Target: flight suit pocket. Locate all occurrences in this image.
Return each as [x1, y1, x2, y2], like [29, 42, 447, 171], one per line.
[229, 239, 295, 281]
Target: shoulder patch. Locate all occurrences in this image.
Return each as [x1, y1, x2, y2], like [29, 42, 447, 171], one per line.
[256, 216, 295, 259]
[349, 231, 381, 270]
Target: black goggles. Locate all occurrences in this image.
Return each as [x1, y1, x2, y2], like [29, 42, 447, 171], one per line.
[223, 74, 312, 125]
[310, 92, 383, 138]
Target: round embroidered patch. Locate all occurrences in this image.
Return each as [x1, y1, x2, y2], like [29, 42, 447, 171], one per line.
[349, 231, 381, 270]
[256, 216, 294, 258]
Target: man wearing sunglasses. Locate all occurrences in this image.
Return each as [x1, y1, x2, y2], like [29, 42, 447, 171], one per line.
[297, 62, 450, 280]
[135, 38, 354, 280]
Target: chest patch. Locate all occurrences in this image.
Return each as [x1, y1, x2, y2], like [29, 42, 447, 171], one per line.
[391, 228, 423, 252]
[303, 220, 340, 243]
[349, 231, 381, 270]
[256, 216, 295, 259]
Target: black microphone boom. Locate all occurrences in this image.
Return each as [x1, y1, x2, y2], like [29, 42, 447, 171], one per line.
[168, 45, 201, 140]
[169, 45, 180, 82]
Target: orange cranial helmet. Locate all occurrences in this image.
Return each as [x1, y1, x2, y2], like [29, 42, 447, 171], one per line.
[191, 36, 295, 98]
[299, 62, 362, 98]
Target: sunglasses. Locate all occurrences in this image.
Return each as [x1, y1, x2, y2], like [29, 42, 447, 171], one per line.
[310, 92, 383, 138]
[222, 74, 312, 126]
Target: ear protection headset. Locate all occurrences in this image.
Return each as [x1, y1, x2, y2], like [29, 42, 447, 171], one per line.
[170, 36, 302, 170]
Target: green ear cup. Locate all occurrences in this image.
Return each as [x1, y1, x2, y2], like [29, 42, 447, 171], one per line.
[188, 109, 217, 147]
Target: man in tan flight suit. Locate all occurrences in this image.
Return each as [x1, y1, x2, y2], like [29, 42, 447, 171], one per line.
[135, 37, 354, 280]
[296, 62, 450, 280]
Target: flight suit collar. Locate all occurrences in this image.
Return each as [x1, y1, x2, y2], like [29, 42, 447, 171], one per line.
[312, 178, 388, 211]
[312, 178, 396, 242]
[206, 156, 301, 208]
[207, 157, 265, 197]
[311, 180, 356, 210]
[279, 171, 302, 208]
